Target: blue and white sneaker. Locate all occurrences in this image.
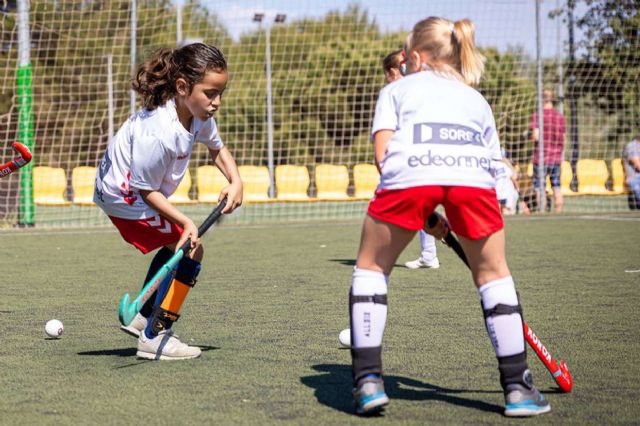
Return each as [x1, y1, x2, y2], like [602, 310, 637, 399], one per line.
[353, 375, 389, 415]
[504, 383, 551, 417]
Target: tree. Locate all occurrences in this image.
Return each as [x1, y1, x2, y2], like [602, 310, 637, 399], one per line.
[566, 0, 639, 146]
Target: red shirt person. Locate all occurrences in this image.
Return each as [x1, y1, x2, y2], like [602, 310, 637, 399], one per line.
[529, 89, 566, 212]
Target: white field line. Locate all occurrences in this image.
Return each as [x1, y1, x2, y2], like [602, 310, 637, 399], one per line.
[0, 213, 638, 236]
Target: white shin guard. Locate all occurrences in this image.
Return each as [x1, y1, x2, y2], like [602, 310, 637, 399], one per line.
[479, 276, 525, 358]
[350, 268, 388, 349]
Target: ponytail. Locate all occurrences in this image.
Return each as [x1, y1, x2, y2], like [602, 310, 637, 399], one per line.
[452, 19, 485, 86]
[410, 17, 485, 87]
[132, 43, 227, 111]
[132, 48, 176, 110]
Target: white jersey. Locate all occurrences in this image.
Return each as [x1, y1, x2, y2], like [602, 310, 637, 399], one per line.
[494, 160, 516, 200]
[371, 71, 502, 190]
[94, 99, 224, 219]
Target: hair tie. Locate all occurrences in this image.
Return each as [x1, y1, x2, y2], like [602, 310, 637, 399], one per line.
[449, 22, 455, 35]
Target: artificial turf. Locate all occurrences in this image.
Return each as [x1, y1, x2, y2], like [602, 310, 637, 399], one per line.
[2, 213, 639, 425]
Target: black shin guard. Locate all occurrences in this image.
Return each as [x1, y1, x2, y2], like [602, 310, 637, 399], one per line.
[351, 346, 383, 385]
[498, 352, 531, 390]
[140, 247, 173, 318]
[148, 305, 180, 335]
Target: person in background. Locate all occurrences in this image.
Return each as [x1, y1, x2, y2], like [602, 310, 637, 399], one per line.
[622, 136, 640, 209]
[529, 89, 566, 212]
[382, 49, 441, 270]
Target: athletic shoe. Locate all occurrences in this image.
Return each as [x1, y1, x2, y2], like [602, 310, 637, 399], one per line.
[120, 313, 147, 338]
[136, 330, 201, 360]
[404, 257, 440, 270]
[504, 383, 551, 417]
[353, 375, 389, 415]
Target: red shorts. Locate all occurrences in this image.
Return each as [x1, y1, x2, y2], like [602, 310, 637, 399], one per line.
[109, 215, 183, 254]
[367, 185, 503, 240]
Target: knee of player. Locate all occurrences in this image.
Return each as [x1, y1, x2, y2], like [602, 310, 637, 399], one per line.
[189, 244, 204, 262]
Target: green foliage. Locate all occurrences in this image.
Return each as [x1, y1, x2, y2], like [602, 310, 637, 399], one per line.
[479, 47, 536, 164]
[1, 2, 567, 169]
[564, 0, 639, 150]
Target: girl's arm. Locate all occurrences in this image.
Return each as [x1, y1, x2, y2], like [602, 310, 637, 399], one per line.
[209, 146, 243, 212]
[140, 190, 199, 252]
[373, 129, 393, 174]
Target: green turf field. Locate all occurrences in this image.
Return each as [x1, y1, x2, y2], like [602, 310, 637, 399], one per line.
[2, 214, 640, 425]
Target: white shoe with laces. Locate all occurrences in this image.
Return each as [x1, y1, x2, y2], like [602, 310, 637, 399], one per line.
[137, 330, 202, 360]
[120, 313, 147, 338]
[404, 257, 440, 270]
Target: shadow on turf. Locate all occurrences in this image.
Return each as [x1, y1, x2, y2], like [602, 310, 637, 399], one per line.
[329, 259, 407, 268]
[300, 363, 503, 415]
[77, 345, 219, 358]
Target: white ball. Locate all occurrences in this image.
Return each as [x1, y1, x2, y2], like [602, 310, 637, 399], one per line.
[338, 328, 351, 348]
[45, 319, 64, 338]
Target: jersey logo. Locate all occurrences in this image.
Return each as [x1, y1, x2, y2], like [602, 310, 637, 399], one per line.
[119, 171, 138, 205]
[98, 152, 112, 179]
[413, 122, 483, 147]
[147, 216, 172, 234]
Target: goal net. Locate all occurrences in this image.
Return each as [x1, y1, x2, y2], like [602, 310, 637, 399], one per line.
[0, 0, 637, 228]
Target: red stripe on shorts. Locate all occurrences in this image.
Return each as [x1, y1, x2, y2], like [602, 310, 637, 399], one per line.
[109, 215, 183, 254]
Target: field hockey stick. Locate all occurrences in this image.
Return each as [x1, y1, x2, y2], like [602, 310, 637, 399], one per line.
[118, 198, 227, 326]
[0, 142, 32, 178]
[426, 213, 573, 393]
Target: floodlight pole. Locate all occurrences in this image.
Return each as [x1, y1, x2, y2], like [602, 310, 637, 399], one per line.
[567, 0, 579, 192]
[107, 54, 114, 143]
[535, 0, 546, 212]
[265, 24, 275, 198]
[555, 0, 564, 115]
[254, 13, 286, 198]
[176, 1, 183, 45]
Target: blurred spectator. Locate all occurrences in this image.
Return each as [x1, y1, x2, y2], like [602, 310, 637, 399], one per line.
[382, 49, 404, 83]
[623, 136, 640, 210]
[530, 89, 566, 212]
[495, 156, 530, 215]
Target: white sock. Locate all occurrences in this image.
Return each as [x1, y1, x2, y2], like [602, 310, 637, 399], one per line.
[479, 276, 525, 357]
[351, 268, 388, 349]
[419, 230, 437, 262]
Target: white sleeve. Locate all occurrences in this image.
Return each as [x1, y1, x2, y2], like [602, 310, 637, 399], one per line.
[371, 86, 397, 139]
[197, 118, 224, 150]
[129, 136, 172, 191]
[483, 106, 502, 160]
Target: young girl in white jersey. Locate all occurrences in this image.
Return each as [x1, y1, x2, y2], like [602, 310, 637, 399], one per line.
[349, 18, 550, 416]
[94, 43, 243, 360]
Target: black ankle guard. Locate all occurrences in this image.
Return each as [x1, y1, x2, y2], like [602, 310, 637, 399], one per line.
[498, 352, 530, 390]
[149, 306, 180, 334]
[351, 346, 382, 384]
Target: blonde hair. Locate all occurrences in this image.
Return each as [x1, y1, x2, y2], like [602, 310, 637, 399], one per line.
[409, 17, 485, 86]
